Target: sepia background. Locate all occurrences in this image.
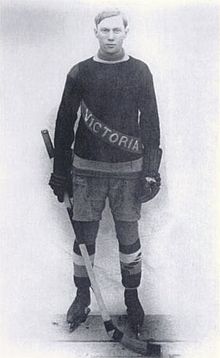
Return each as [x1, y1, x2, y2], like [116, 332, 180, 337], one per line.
[0, 0, 219, 357]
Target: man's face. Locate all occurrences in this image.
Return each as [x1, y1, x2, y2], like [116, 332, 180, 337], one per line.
[94, 15, 128, 55]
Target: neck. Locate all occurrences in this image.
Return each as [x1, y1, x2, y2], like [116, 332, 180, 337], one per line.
[97, 48, 125, 62]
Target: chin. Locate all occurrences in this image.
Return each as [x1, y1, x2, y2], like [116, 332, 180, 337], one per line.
[107, 51, 118, 55]
[105, 48, 119, 55]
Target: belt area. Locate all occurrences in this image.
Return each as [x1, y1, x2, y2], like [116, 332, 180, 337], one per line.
[73, 155, 143, 174]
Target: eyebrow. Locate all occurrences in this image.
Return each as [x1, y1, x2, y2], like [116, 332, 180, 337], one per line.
[100, 27, 122, 30]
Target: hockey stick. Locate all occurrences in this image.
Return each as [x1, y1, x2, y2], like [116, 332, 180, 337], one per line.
[41, 129, 162, 357]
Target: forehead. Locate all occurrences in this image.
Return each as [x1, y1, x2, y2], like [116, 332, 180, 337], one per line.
[98, 15, 124, 29]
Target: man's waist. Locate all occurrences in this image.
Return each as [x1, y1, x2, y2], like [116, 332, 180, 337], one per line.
[73, 154, 143, 174]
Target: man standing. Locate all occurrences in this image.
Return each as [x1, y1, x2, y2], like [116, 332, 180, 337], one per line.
[49, 9, 162, 336]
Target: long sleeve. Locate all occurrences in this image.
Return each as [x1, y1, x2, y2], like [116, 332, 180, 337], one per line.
[53, 65, 82, 175]
[138, 67, 160, 150]
[138, 65, 161, 177]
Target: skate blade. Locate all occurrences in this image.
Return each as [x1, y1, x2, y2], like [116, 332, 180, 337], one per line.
[68, 307, 90, 332]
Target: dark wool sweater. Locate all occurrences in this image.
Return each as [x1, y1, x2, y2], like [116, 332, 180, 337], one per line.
[54, 56, 160, 175]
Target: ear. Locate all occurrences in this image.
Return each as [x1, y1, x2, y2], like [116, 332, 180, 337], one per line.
[124, 26, 129, 37]
[94, 27, 98, 38]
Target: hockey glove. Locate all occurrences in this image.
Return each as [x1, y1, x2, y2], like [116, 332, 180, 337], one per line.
[137, 175, 161, 203]
[49, 149, 73, 202]
[138, 147, 162, 203]
[49, 172, 73, 202]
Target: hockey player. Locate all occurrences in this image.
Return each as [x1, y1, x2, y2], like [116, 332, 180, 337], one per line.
[49, 9, 162, 336]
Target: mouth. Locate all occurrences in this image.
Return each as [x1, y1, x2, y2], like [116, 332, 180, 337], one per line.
[106, 44, 116, 47]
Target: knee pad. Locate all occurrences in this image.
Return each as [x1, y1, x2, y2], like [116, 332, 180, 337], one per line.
[72, 220, 99, 245]
[114, 220, 139, 245]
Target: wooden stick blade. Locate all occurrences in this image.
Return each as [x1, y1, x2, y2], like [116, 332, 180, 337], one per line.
[121, 335, 162, 357]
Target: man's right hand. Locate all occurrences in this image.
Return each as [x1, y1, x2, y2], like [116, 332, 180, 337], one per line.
[49, 173, 72, 202]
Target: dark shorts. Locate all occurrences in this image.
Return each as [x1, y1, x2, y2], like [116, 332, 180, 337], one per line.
[71, 175, 142, 222]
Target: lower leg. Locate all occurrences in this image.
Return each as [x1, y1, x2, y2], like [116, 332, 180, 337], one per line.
[72, 220, 99, 288]
[67, 221, 99, 329]
[114, 220, 145, 334]
[124, 288, 145, 333]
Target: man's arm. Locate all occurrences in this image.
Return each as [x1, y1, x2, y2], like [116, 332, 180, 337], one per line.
[137, 65, 162, 203]
[138, 65, 161, 178]
[49, 65, 82, 202]
[54, 65, 82, 175]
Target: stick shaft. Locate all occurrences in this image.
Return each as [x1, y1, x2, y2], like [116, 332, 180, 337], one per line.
[79, 243, 111, 322]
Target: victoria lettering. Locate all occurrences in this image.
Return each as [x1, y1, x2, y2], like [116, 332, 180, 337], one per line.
[81, 102, 142, 154]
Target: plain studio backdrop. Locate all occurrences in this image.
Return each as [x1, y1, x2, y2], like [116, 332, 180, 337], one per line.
[0, 0, 219, 357]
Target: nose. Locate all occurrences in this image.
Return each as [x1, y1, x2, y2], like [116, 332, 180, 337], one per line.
[107, 30, 114, 41]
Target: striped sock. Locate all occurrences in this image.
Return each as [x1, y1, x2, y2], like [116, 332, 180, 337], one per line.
[73, 240, 95, 288]
[72, 221, 99, 288]
[119, 239, 142, 288]
[114, 220, 142, 289]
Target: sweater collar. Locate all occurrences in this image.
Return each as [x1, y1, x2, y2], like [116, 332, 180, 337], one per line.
[93, 48, 129, 64]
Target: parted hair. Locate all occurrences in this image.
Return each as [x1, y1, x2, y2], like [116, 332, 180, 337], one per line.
[94, 9, 128, 28]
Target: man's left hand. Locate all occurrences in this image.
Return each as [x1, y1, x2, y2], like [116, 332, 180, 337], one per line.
[137, 174, 161, 203]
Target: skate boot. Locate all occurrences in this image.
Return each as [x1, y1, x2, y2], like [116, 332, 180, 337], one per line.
[124, 289, 145, 338]
[66, 287, 91, 331]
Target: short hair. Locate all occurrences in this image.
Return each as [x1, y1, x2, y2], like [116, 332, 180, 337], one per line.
[94, 9, 128, 28]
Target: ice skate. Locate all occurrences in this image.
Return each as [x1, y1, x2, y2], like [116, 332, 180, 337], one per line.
[124, 289, 145, 338]
[66, 288, 91, 332]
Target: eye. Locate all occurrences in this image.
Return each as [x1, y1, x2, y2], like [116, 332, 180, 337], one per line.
[101, 28, 109, 34]
[113, 28, 122, 34]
